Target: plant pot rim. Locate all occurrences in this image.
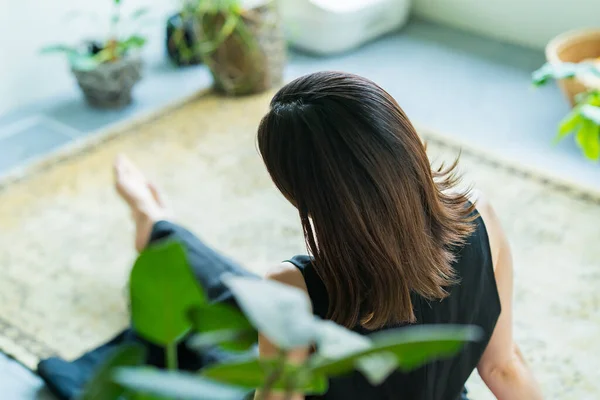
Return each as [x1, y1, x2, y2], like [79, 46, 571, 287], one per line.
[545, 28, 600, 63]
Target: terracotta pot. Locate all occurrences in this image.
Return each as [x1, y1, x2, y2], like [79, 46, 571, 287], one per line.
[546, 29, 600, 106]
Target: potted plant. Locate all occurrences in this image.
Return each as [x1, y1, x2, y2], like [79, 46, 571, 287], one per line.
[532, 60, 600, 161]
[544, 29, 600, 106]
[175, 0, 286, 95]
[42, 0, 148, 109]
[76, 241, 481, 399]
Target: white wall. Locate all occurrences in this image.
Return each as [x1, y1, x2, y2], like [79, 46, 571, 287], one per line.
[0, 0, 177, 116]
[413, 0, 600, 50]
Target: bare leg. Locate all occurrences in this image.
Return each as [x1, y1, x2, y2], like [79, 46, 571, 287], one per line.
[113, 154, 172, 252]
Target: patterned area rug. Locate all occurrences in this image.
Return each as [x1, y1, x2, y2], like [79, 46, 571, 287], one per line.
[0, 91, 598, 399]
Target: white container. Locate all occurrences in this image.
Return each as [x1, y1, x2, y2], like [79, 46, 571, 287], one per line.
[280, 0, 412, 55]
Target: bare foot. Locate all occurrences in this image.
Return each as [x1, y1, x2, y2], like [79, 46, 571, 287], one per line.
[113, 154, 172, 252]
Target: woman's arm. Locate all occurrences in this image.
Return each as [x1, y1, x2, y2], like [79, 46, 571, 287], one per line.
[255, 263, 310, 400]
[476, 194, 543, 400]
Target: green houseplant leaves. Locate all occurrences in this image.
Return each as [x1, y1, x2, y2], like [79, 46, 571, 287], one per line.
[79, 246, 481, 400]
[113, 367, 249, 400]
[201, 358, 328, 394]
[532, 61, 600, 161]
[223, 276, 317, 349]
[130, 240, 206, 346]
[188, 302, 257, 352]
[309, 325, 482, 385]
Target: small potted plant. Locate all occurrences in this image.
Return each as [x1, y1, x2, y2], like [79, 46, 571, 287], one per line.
[42, 0, 148, 109]
[175, 0, 286, 96]
[544, 29, 600, 106]
[533, 60, 600, 161]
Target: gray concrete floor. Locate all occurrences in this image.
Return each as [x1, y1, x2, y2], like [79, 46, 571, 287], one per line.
[0, 18, 596, 398]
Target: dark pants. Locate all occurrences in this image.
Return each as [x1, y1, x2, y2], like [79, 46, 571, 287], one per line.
[37, 221, 257, 400]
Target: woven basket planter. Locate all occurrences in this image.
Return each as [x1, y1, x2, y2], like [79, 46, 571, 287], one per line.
[546, 29, 600, 106]
[72, 55, 143, 109]
[199, 0, 285, 96]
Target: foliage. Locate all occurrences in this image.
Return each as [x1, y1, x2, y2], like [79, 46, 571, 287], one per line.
[78, 240, 481, 399]
[41, 0, 148, 71]
[532, 61, 600, 160]
[171, 0, 273, 95]
[170, 0, 254, 65]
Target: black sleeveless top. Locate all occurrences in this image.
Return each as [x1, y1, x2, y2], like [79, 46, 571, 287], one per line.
[285, 212, 501, 400]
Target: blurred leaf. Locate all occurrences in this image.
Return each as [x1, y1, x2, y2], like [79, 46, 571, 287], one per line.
[93, 48, 114, 64]
[556, 109, 582, 143]
[310, 325, 481, 378]
[113, 367, 248, 400]
[79, 344, 146, 400]
[189, 329, 256, 352]
[575, 120, 600, 160]
[189, 303, 257, 351]
[68, 53, 100, 71]
[580, 104, 600, 125]
[223, 276, 316, 349]
[131, 394, 168, 400]
[114, 0, 121, 4]
[313, 320, 371, 359]
[130, 8, 149, 20]
[40, 44, 77, 55]
[588, 90, 600, 106]
[354, 352, 398, 386]
[532, 62, 600, 86]
[201, 358, 327, 394]
[130, 240, 207, 345]
[121, 35, 147, 49]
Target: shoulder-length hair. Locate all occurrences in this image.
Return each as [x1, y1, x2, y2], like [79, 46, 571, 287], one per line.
[257, 71, 475, 329]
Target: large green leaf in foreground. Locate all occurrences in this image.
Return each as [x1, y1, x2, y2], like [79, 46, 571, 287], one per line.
[130, 240, 206, 345]
[310, 325, 482, 382]
[202, 358, 328, 395]
[114, 368, 248, 400]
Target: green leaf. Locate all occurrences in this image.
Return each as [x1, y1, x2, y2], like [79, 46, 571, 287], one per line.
[580, 104, 600, 125]
[531, 61, 600, 86]
[130, 8, 149, 20]
[79, 344, 146, 400]
[113, 367, 248, 400]
[130, 240, 207, 345]
[40, 44, 77, 55]
[575, 120, 600, 161]
[354, 352, 398, 386]
[120, 35, 147, 50]
[310, 325, 481, 378]
[201, 358, 328, 395]
[313, 320, 371, 359]
[188, 303, 257, 351]
[68, 53, 101, 71]
[223, 276, 317, 349]
[189, 328, 256, 352]
[556, 109, 582, 143]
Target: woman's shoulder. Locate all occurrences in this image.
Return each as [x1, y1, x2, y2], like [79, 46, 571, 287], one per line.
[469, 189, 504, 271]
[264, 261, 310, 295]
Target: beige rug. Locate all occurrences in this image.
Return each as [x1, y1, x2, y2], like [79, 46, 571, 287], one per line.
[0, 91, 599, 399]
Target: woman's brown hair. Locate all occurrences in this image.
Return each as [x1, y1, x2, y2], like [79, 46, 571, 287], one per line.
[257, 71, 475, 330]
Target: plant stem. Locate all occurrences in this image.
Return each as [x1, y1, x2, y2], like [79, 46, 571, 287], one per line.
[258, 351, 287, 400]
[283, 376, 295, 400]
[166, 342, 178, 370]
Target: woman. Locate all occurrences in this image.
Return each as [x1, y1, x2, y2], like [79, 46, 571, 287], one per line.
[39, 72, 542, 400]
